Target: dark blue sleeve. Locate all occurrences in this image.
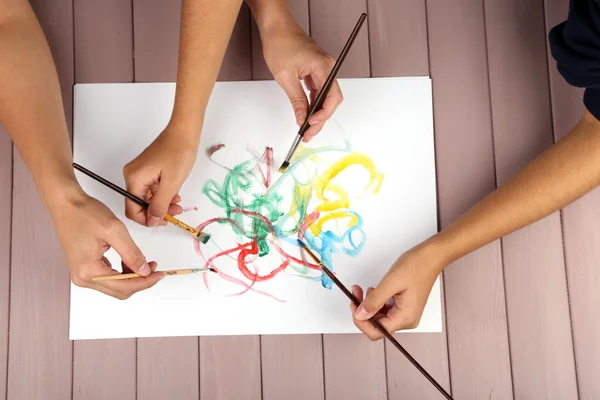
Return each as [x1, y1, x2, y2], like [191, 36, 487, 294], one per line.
[549, 0, 600, 119]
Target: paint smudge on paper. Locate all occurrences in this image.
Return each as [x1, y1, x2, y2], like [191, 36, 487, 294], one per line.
[194, 136, 383, 300]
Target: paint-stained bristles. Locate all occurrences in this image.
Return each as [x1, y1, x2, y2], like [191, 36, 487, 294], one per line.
[197, 231, 211, 244]
[278, 161, 290, 173]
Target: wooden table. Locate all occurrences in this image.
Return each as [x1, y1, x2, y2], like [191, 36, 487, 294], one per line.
[0, 1, 596, 399]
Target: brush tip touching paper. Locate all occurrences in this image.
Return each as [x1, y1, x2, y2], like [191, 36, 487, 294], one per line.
[296, 239, 306, 248]
[278, 161, 289, 173]
[196, 231, 211, 244]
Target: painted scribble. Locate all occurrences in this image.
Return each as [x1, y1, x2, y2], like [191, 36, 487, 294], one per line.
[193, 137, 383, 300]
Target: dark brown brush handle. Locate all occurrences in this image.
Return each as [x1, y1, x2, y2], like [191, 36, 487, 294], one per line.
[299, 241, 453, 400]
[298, 12, 367, 138]
[73, 163, 149, 208]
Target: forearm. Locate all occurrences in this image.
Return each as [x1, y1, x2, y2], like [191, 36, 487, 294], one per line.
[0, 3, 80, 211]
[169, 0, 243, 141]
[429, 111, 600, 266]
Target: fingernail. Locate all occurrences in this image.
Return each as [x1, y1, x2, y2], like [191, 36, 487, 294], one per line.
[148, 215, 161, 227]
[296, 111, 306, 125]
[139, 263, 151, 276]
[309, 118, 320, 125]
[355, 305, 369, 321]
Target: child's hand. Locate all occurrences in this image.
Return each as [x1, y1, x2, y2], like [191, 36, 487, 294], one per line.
[261, 20, 343, 142]
[123, 124, 196, 227]
[351, 244, 446, 339]
[52, 191, 164, 299]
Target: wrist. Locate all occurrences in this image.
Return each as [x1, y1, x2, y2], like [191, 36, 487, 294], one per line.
[163, 114, 203, 149]
[44, 176, 88, 215]
[249, 0, 297, 38]
[410, 233, 454, 274]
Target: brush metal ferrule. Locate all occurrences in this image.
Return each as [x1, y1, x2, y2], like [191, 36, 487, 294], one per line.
[282, 134, 303, 166]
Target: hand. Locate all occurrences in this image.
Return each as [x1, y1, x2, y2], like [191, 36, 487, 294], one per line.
[261, 20, 343, 141]
[351, 244, 445, 339]
[123, 124, 196, 227]
[52, 190, 164, 299]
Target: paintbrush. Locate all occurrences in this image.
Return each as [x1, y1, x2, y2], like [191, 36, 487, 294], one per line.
[297, 239, 454, 400]
[72, 163, 211, 244]
[92, 267, 215, 281]
[278, 13, 367, 173]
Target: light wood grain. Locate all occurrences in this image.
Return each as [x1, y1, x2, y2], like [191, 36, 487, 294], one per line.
[73, 340, 136, 400]
[261, 335, 325, 400]
[200, 337, 261, 400]
[367, 0, 429, 78]
[138, 337, 199, 400]
[133, 0, 182, 82]
[309, 0, 370, 79]
[74, 0, 134, 84]
[0, 126, 12, 400]
[7, 2, 74, 398]
[426, 0, 514, 398]
[72, 1, 138, 398]
[484, 0, 577, 398]
[324, 335, 387, 400]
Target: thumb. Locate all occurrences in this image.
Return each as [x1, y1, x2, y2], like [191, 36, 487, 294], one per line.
[355, 279, 396, 321]
[277, 74, 309, 125]
[147, 179, 180, 227]
[109, 221, 151, 277]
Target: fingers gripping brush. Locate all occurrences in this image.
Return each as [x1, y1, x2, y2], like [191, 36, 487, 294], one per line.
[278, 13, 367, 173]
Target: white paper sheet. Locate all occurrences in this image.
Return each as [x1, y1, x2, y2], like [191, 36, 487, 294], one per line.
[70, 78, 440, 340]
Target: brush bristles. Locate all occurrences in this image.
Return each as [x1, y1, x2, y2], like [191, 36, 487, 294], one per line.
[196, 231, 211, 244]
[278, 161, 290, 173]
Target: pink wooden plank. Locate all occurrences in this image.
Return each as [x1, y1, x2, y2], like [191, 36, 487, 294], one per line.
[425, 0, 514, 398]
[74, 0, 134, 83]
[132, 2, 200, 398]
[72, 1, 137, 398]
[250, 2, 325, 398]
[484, 0, 577, 398]
[137, 338, 199, 400]
[366, 1, 455, 398]
[250, 0, 310, 80]
[261, 335, 324, 400]
[367, 0, 429, 78]
[544, 0, 599, 397]
[323, 336, 387, 400]
[133, 0, 182, 82]
[0, 126, 12, 400]
[199, 337, 261, 400]
[7, 1, 74, 398]
[386, 334, 450, 399]
[73, 341, 136, 400]
[309, 0, 370, 79]
[308, 2, 388, 397]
